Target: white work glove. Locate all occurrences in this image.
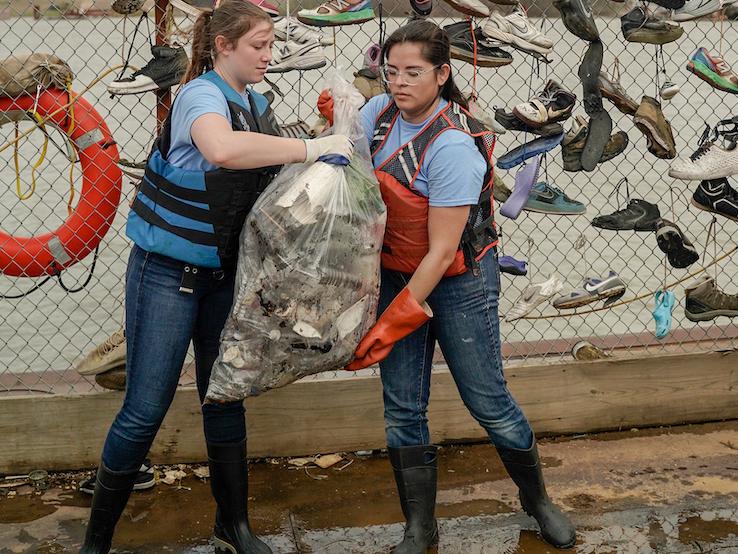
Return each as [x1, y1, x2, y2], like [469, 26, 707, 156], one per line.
[303, 134, 354, 164]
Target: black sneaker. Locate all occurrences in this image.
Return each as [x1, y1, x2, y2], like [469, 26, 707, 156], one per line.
[494, 108, 564, 137]
[591, 198, 661, 232]
[410, 0, 432, 16]
[79, 459, 155, 494]
[445, 21, 513, 68]
[621, 7, 684, 45]
[553, 0, 599, 41]
[655, 218, 699, 268]
[692, 178, 738, 222]
[107, 45, 189, 96]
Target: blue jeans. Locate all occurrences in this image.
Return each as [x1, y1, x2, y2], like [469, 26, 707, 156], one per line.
[101, 245, 245, 473]
[379, 251, 533, 451]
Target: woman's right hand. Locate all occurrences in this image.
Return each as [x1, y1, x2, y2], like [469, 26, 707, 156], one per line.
[303, 135, 354, 164]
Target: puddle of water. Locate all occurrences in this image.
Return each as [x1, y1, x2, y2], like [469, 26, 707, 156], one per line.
[678, 515, 738, 544]
[0, 493, 57, 523]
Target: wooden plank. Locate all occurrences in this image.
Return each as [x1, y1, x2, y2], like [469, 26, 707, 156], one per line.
[1, 349, 737, 473]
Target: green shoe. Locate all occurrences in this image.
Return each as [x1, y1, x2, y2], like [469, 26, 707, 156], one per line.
[297, 0, 374, 27]
[687, 48, 738, 95]
[524, 181, 586, 215]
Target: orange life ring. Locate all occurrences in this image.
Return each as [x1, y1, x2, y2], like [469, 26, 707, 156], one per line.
[0, 88, 122, 277]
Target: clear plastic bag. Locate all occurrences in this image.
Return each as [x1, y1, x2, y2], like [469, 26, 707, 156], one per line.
[205, 71, 386, 402]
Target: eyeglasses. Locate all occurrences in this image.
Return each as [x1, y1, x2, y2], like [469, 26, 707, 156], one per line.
[380, 64, 440, 86]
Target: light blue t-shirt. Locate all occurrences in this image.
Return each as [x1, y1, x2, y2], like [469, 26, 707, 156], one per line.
[166, 78, 251, 171]
[360, 94, 487, 208]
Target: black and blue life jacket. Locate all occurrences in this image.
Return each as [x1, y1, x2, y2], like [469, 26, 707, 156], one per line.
[126, 70, 282, 269]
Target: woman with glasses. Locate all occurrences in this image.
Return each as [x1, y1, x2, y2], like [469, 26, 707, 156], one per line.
[319, 20, 575, 552]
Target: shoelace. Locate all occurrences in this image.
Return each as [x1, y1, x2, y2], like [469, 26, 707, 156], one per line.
[98, 330, 125, 355]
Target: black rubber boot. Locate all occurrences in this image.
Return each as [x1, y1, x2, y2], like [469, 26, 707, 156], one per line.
[388, 445, 439, 554]
[207, 440, 272, 554]
[79, 463, 137, 554]
[497, 441, 576, 549]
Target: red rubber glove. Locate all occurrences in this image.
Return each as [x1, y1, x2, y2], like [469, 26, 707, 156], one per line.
[317, 89, 334, 126]
[345, 288, 432, 371]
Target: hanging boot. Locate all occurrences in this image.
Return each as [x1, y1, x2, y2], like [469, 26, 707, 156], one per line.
[388, 445, 439, 554]
[207, 440, 272, 554]
[79, 463, 137, 554]
[497, 440, 576, 549]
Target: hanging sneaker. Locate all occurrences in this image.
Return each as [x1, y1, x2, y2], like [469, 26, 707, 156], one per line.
[505, 274, 564, 321]
[621, 7, 684, 45]
[686, 47, 738, 94]
[553, 271, 627, 309]
[499, 255, 528, 276]
[442, 0, 490, 16]
[652, 289, 676, 339]
[467, 95, 506, 134]
[524, 181, 586, 215]
[273, 16, 333, 45]
[655, 218, 699, 268]
[171, 0, 279, 16]
[598, 68, 639, 116]
[75, 329, 126, 376]
[410, 0, 433, 16]
[492, 172, 512, 203]
[633, 96, 676, 159]
[591, 198, 661, 231]
[512, 80, 576, 127]
[445, 21, 513, 68]
[684, 275, 738, 322]
[494, 108, 563, 137]
[79, 459, 155, 495]
[562, 115, 629, 172]
[552, 0, 599, 41]
[107, 45, 188, 95]
[111, 0, 145, 14]
[692, 177, 738, 221]
[267, 40, 327, 73]
[672, 0, 722, 21]
[297, 0, 375, 27]
[659, 80, 680, 100]
[481, 8, 553, 56]
[669, 121, 738, 180]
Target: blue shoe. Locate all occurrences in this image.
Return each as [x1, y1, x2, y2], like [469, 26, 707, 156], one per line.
[652, 289, 675, 339]
[499, 255, 528, 276]
[524, 181, 586, 215]
[496, 132, 565, 170]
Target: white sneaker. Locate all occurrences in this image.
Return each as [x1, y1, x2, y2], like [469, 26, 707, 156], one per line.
[273, 17, 334, 45]
[482, 9, 553, 55]
[672, 0, 722, 21]
[669, 135, 738, 180]
[75, 329, 126, 375]
[441, 0, 490, 18]
[267, 40, 327, 73]
[505, 274, 564, 322]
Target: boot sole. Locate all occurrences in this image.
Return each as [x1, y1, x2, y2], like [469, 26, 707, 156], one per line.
[691, 198, 738, 222]
[656, 227, 699, 268]
[213, 537, 238, 553]
[685, 308, 738, 322]
[624, 27, 684, 45]
[581, 110, 613, 172]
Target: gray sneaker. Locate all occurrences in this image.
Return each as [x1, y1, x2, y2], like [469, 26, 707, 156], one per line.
[554, 271, 627, 309]
[684, 275, 738, 322]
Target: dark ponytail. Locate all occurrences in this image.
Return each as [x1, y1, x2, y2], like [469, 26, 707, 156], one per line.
[182, 0, 272, 84]
[380, 20, 468, 110]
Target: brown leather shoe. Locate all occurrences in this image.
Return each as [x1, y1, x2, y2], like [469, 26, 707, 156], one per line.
[634, 96, 676, 159]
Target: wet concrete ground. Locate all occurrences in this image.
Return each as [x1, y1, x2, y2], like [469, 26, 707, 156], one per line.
[2, 421, 738, 553]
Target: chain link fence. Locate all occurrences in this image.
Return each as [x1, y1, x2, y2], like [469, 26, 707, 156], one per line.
[0, 0, 737, 396]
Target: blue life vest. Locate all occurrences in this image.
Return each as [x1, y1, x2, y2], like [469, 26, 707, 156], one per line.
[126, 71, 282, 268]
